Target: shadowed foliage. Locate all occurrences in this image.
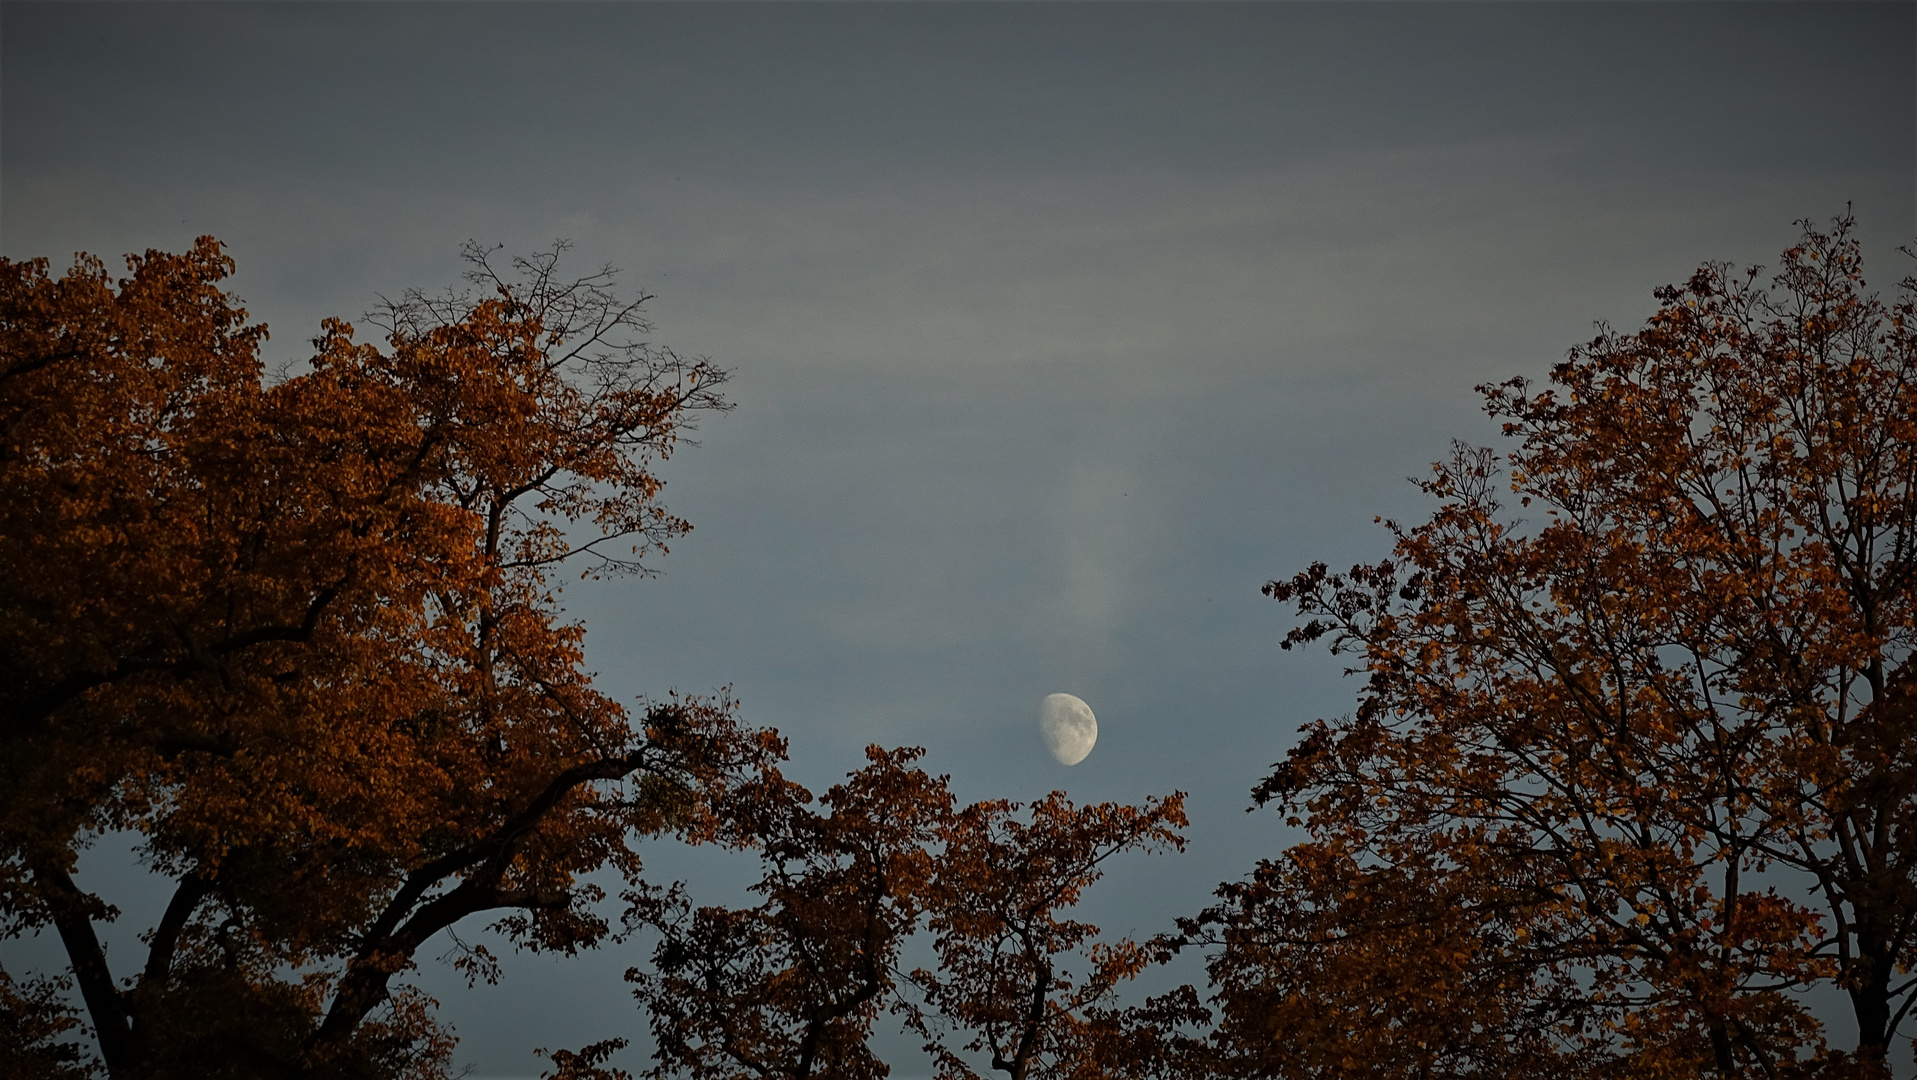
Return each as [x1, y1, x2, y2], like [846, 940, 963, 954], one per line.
[627, 746, 1188, 1080]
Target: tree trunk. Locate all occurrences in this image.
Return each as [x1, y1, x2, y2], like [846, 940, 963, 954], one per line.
[39, 866, 134, 1075]
[1848, 953, 1893, 1078]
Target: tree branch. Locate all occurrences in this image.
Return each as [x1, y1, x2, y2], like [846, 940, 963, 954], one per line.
[36, 864, 134, 1074]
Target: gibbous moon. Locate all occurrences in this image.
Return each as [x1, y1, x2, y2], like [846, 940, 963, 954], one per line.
[1039, 693, 1098, 766]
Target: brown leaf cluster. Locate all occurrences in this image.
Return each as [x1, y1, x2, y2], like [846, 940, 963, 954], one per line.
[1, 239, 773, 1078]
[1221, 215, 1917, 1078]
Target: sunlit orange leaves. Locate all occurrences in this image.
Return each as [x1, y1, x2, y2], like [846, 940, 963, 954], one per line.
[1, 239, 764, 1079]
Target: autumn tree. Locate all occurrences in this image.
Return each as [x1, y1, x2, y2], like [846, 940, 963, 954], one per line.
[630, 748, 1190, 1080]
[1200, 215, 1917, 1079]
[904, 791, 1190, 1080]
[631, 746, 952, 1080]
[0, 239, 781, 1078]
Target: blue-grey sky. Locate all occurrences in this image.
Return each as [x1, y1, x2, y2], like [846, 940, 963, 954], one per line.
[4, 3, 1913, 1077]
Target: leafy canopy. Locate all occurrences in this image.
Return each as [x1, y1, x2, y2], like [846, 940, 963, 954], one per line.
[1211, 215, 1917, 1079]
[0, 238, 774, 1079]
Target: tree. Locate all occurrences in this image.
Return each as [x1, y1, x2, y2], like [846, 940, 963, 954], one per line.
[1, 239, 780, 1077]
[630, 749, 1190, 1080]
[1204, 215, 1917, 1077]
[631, 746, 951, 1080]
[904, 791, 1189, 1080]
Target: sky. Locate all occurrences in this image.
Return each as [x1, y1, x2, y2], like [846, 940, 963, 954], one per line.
[3, 3, 1913, 1077]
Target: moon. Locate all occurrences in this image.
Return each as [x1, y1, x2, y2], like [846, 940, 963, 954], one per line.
[1039, 693, 1098, 766]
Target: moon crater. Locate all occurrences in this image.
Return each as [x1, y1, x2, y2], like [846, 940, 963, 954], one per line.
[1039, 693, 1097, 766]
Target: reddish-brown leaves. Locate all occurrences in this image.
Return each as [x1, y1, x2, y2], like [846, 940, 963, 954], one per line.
[1, 239, 763, 1078]
[1220, 215, 1917, 1078]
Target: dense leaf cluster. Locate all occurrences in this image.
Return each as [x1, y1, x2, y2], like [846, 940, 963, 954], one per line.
[1222, 216, 1917, 1079]
[0, 240, 765, 1077]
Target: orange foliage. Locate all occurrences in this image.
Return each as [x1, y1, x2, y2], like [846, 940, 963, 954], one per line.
[1, 239, 776, 1078]
[1209, 215, 1917, 1078]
